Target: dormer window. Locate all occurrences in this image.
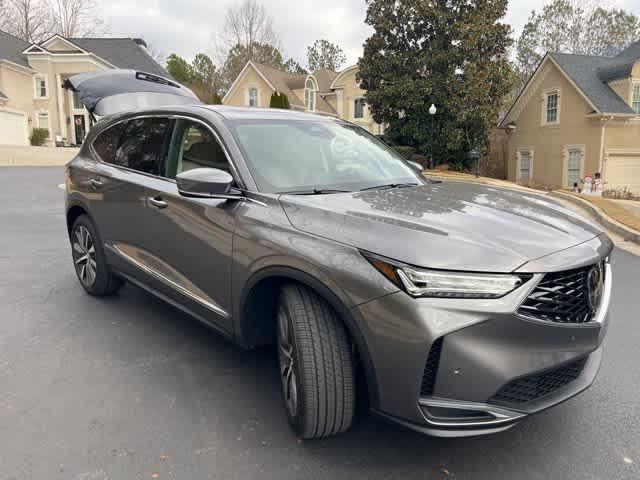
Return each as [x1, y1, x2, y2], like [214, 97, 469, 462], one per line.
[633, 84, 640, 114]
[248, 87, 258, 107]
[304, 78, 315, 111]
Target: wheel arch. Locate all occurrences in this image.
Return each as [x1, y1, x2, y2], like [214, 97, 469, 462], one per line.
[237, 265, 380, 408]
[66, 201, 93, 235]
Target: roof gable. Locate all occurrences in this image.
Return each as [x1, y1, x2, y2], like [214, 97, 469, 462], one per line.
[41, 35, 86, 53]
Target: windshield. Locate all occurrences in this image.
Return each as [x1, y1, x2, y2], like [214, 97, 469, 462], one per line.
[227, 119, 422, 193]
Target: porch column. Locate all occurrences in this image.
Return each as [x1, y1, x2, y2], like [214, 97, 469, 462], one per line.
[55, 74, 67, 143]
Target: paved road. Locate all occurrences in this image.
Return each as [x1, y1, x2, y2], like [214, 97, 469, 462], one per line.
[1, 167, 639, 480]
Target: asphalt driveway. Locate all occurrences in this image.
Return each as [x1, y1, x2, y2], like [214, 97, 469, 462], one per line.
[1, 167, 639, 480]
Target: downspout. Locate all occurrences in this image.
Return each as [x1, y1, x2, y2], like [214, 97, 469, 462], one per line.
[598, 116, 611, 176]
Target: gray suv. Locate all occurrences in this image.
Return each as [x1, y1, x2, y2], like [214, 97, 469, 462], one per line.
[64, 71, 612, 439]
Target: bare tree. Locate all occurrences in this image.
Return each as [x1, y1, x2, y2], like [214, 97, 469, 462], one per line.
[219, 0, 280, 59]
[4, 0, 51, 42]
[49, 0, 105, 37]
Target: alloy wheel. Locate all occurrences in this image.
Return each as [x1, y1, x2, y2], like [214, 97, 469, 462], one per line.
[278, 306, 299, 418]
[72, 225, 97, 287]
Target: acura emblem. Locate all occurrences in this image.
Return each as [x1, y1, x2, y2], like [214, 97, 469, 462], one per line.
[586, 263, 604, 312]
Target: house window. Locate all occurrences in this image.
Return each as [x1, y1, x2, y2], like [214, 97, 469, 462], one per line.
[248, 88, 258, 107]
[546, 92, 558, 123]
[354, 98, 366, 119]
[304, 78, 315, 111]
[519, 151, 531, 181]
[34, 76, 47, 98]
[567, 149, 582, 186]
[72, 91, 83, 110]
[633, 84, 640, 114]
[36, 112, 49, 131]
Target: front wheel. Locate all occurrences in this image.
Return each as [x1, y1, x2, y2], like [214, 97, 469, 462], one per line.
[70, 215, 123, 296]
[277, 285, 355, 439]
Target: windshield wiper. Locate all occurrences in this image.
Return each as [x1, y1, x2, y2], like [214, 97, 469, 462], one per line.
[359, 182, 419, 192]
[278, 188, 352, 195]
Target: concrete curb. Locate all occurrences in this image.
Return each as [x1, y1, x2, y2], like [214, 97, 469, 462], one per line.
[549, 191, 640, 245]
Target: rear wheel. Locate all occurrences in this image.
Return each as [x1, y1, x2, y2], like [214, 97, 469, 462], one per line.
[277, 284, 355, 439]
[70, 215, 123, 296]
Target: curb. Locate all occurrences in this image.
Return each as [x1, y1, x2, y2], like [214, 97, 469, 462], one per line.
[549, 191, 640, 245]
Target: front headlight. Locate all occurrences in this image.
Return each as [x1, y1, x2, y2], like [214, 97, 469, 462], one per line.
[363, 252, 529, 299]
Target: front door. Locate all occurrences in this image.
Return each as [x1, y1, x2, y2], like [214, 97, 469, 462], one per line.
[138, 118, 238, 334]
[74, 115, 86, 144]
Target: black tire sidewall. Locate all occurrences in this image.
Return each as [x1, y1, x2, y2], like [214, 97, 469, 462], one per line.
[278, 297, 307, 434]
[71, 215, 114, 295]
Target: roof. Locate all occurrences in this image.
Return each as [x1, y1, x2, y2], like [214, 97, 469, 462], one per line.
[550, 52, 636, 114]
[0, 30, 30, 67]
[250, 62, 337, 115]
[69, 38, 169, 76]
[0, 30, 167, 76]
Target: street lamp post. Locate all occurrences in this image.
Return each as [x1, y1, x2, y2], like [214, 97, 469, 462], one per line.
[428, 104, 437, 170]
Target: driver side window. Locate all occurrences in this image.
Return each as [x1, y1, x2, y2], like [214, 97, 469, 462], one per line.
[165, 119, 230, 179]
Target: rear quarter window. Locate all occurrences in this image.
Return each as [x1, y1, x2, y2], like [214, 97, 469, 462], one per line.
[92, 122, 126, 164]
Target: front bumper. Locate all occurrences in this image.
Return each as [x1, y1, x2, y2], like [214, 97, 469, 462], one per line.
[354, 261, 611, 437]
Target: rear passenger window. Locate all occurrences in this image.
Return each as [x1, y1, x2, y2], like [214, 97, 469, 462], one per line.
[92, 123, 125, 164]
[113, 117, 173, 175]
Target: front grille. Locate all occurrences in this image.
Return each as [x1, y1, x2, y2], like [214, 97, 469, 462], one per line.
[420, 337, 443, 396]
[517, 263, 604, 324]
[490, 358, 587, 405]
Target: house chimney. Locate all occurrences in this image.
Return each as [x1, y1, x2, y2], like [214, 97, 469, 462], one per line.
[133, 38, 148, 48]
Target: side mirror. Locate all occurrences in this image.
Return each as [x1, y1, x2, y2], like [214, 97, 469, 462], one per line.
[176, 167, 235, 198]
[407, 160, 423, 173]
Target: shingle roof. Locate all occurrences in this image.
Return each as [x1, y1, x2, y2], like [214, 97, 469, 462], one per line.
[616, 40, 640, 59]
[252, 62, 337, 115]
[0, 31, 167, 76]
[314, 68, 338, 92]
[69, 38, 169, 76]
[0, 30, 30, 67]
[550, 52, 636, 114]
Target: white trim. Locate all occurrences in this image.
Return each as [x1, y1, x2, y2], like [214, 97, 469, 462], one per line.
[541, 87, 561, 126]
[304, 75, 318, 112]
[245, 85, 260, 107]
[516, 148, 534, 184]
[222, 61, 276, 104]
[35, 110, 51, 131]
[330, 64, 358, 90]
[22, 44, 48, 54]
[562, 144, 586, 187]
[0, 59, 36, 74]
[26, 53, 116, 69]
[40, 34, 88, 53]
[33, 75, 49, 99]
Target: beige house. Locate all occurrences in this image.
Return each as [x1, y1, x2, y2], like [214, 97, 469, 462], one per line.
[222, 61, 384, 134]
[0, 30, 168, 146]
[499, 41, 640, 194]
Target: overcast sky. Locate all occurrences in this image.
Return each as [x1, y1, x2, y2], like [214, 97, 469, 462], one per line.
[101, 0, 640, 67]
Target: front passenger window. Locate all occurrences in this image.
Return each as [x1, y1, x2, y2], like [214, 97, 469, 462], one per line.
[166, 120, 230, 179]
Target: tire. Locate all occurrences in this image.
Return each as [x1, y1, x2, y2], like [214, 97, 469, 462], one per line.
[277, 284, 355, 439]
[70, 214, 123, 296]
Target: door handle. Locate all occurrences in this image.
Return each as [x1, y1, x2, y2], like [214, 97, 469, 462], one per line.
[149, 196, 168, 209]
[89, 178, 103, 188]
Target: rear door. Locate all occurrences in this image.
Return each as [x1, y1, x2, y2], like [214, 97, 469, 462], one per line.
[88, 116, 175, 281]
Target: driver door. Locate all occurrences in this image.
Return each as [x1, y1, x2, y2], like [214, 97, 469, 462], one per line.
[140, 118, 238, 334]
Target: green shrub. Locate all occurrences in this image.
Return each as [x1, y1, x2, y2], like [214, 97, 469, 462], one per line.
[270, 92, 291, 109]
[30, 128, 49, 146]
[211, 93, 223, 105]
[392, 146, 416, 159]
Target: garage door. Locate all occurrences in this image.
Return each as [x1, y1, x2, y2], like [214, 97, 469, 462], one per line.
[0, 110, 28, 145]
[606, 154, 640, 195]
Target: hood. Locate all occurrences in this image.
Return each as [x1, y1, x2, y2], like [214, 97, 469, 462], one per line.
[280, 182, 603, 273]
[63, 70, 201, 117]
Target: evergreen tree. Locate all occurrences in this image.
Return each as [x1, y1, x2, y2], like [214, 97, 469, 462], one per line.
[358, 0, 514, 167]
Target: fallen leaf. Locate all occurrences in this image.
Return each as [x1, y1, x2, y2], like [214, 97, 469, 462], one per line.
[623, 457, 633, 465]
[151, 473, 159, 479]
